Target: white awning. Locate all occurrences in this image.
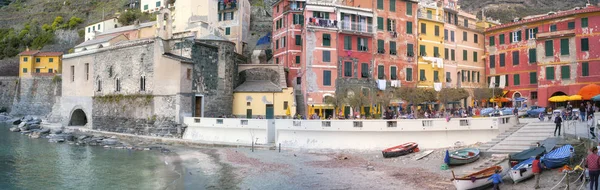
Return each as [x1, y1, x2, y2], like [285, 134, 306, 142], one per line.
[339, 9, 374, 17]
[306, 5, 335, 12]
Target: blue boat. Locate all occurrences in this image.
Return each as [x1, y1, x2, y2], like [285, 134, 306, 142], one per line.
[542, 145, 574, 169]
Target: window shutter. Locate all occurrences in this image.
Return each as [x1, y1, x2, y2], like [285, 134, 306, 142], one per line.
[529, 49, 536, 63]
[406, 21, 412, 34]
[444, 48, 449, 60]
[582, 17, 589, 27]
[473, 52, 478, 62]
[513, 74, 520, 86]
[420, 45, 425, 56]
[407, 2, 412, 15]
[390, 0, 396, 12]
[545, 40, 553, 57]
[560, 39, 569, 55]
[357, 38, 361, 51]
[391, 67, 397, 80]
[390, 41, 396, 54]
[325, 13, 329, 19]
[546, 67, 555, 80]
[378, 65, 384, 79]
[512, 51, 519, 66]
[489, 36, 494, 46]
[361, 63, 368, 78]
[582, 38, 589, 51]
[509, 32, 513, 43]
[421, 23, 426, 34]
[323, 71, 331, 86]
[407, 44, 413, 55]
[378, 40, 384, 52]
[517, 31, 522, 41]
[377, 17, 384, 30]
[530, 72, 537, 84]
[377, 0, 383, 9]
[406, 68, 413, 81]
[420, 69, 425, 81]
[561, 65, 570, 79]
[434, 71, 439, 82]
[296, 56, 300, 64]
[499, 53, 505, 67]
[533, 27, 538, 38]
[490, 55, 495, 68]
[525, 29, 529, 40]
[583, 62, 589, 76]
[387, 19, 391, 31]
[463, 50, 467, 61]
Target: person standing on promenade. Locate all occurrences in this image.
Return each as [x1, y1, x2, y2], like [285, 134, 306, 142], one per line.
[532, 155, 544, 189]
[555, 113, 563, 136]
[583, 103, 588, 122]
[587, 147, 600, 190]
[590, 115, 597, 139]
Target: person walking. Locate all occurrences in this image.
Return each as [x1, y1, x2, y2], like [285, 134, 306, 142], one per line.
[555, 113, 563, 136]
[532, 155, 544, 189]
[590, 115, 597, 139]
[487, 169, 503, 190]
[587, 147, 600, 190]
[583, 103, 588, 122]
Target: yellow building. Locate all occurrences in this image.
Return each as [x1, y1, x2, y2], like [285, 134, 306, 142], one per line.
[417, 2, 445, 88]
[232, 80, 296, 119]
[18, 50, 63, 77]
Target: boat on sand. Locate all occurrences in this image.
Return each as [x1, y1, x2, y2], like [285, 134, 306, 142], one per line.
[451, 165, 503, 190]
[382, 142, 418, 158]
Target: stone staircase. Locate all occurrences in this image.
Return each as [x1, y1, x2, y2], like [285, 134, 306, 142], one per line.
[481, 121, 556, 154]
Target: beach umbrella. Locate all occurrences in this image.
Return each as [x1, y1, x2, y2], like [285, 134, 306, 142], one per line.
[490, 97, 511, 103]
[578, 84, 600, 100]
[568, 95, 582, 101]
[593, 94, 600, 102]
[549, 95, 569, 102]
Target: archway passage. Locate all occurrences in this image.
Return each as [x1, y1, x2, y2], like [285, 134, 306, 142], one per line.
[69, 109, 88, 126]
[551, 91, 567, 97]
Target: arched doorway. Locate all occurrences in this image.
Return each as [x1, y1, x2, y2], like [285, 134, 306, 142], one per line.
[550, 91, 568, 108]
[69, 109, 88, 126]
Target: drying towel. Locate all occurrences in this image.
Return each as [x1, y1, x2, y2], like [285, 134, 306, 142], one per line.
[378, 80, 386, 90]
[434, 82, 442, 92]
[390, 80, 398, 87]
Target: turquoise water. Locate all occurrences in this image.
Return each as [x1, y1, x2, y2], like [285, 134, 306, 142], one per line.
[0, 123, 176, 190]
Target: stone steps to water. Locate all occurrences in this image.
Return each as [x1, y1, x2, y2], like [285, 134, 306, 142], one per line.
[482, 121, 558, 155]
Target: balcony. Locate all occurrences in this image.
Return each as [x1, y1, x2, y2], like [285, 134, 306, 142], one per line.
[417, 11, 444, 22]
[340, 21, 373, 35]
[307, 17, 338, 29]
[284, 4, 303, 12]
[218, 1, 237, 11]
[536, 29, 575, 40]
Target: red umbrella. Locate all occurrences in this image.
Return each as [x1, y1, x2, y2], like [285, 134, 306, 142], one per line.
[578, 84, 600, 100]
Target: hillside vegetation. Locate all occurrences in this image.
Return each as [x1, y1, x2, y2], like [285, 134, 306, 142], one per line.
[459, 0, 599, 23]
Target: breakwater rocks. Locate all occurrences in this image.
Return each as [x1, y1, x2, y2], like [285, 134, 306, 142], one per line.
[3, 117, 172, 152]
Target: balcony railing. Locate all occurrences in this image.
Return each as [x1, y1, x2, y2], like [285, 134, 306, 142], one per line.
[417, 11, 443, 22]
[218, 1, 237, 11]
[284, 4, 303, 12]
[340, 21, 373, 33]
[307, 17, 338, 28]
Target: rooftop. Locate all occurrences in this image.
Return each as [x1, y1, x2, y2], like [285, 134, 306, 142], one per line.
[234, 80, 282, 92]
[96, 21, 156, 36]
[18, 50, 63, 57]
[75, 34, 124, 48]
[486, 5, 600, 32]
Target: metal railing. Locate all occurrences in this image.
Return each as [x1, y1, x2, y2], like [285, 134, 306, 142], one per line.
[340, 21, 373, 33]
[284, 4, 303, 12]
[307, 17, 338, 28]
[417, 11, 444, 22]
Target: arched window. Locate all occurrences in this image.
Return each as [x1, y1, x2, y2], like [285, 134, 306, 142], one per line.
[115, 78, 121, 92]
[140, 76, 146, 91]
[97, 78, 102, 92]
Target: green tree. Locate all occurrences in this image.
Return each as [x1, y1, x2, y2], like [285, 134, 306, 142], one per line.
[67, 16, 84, 29]
[51, 16, 64, 30]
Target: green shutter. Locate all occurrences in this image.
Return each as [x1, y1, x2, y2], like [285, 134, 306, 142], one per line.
[296, 56, 300, 64]
[561, 65, 570, 79]
[391, 67, 397, 80]
[276, 39, 279, 49]
[451, 49, 455, 61]
[517, 31, 522, 41]
[435, 25, 439, 36]
[526, 29, 529, 40]
[533, 27, 538, 38]
[489, 36, 495, 46]
[406, 21, 412, 34]
[434, 47, 439, 57]
[295, 35, 302, 45]
[386, 18, 391, 31]
[513, 74, 520, 86]
[530, 72, 537, 84]
[361, 63, 368, 78]
[463, 50, 467, 61]
[390, 41, 396, 54]
[529, 49, 537, 63]
[512, 51, 519, 66]
[323, 71, 331, 86]
[406, 2, 412, 15]
[323, 51, 330, 62]
[345, 62, 352, 77]
[344, 36, 351, 50]
[444, 48, 449, 60]
[377, 0, 383, 9]
[499, 34, 505, 44]
[582, 62, 589, 76]
[323, 34, 330, 46]
[546, 67, 555, 80]
[582, 38, 589, 51]
[377, 17, 384, 30]
[545, 40, 553, 57]
[407, 44, 414, 56]
[509, 32, 513, 43]
[421, 23, 426, 34]
[378, 65, 384, 79]
[419, 45, 426, 56]
[568, 22, 575, 29]
[390, 0, 395, 11]
[434, 71, 439, 82]
[490, 55, 495, 68]
[406, 68, 413, 81]
[357, 37, 361, 51]
[473, 52, 478, 62]
[560, 39, 569, 55]
[582, 17, 589, 28]
[499, 53, 505, 67]
[419, 69, 425, 81]
[378, 40, 384, 52]
[324, 13, 329, 19]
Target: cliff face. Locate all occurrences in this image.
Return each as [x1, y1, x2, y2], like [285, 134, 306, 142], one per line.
[244, 0, 276, 59]
[459, 0, 599, 23]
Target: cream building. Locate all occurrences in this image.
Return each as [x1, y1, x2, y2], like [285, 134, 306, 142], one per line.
[84, 18, 123, 41]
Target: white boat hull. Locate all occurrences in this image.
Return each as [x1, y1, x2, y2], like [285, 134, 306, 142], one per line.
[452, 178, 493, 190]
[509, 168, 533, 183]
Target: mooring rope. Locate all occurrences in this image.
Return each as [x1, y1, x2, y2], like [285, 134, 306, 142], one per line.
[550, 173, 568, 190]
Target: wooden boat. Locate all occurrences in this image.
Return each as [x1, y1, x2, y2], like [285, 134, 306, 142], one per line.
[382, 142, 419, 158]
[509, 157, 535, 183]
[446, 148, 480, 165]
[542, 144, 574, 169]
[452, 165, 502, 190]
[508, 146, 546, 167]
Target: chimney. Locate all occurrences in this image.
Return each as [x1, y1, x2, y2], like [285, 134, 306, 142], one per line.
[26, 46, 29, 51]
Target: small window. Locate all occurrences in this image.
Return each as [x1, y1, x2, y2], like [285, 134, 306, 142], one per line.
[582, 38, 589, 51]
[345, 62, 352, 77]
[434, 25, 440, 36]
[49, 58, 54, 62]
[420, 23, 426, 34]
[406, 21, 413, 34]
[295, 56, 300, 64]
[451, 49, 455, 61]
[545, 40, 553, 57]
[474, 34, 478, 43]
[323, 70, 331, 86]
[156, 1, 161, 7]
[225, 27, 230, 35]
[116, 78, 121, 92]
[361, 63, 369, 78]
[529, 72, 537, 84]
[499, 34, 505, 44]
[406, 2, 413, 16]
[295, 35, 302, 45]
[23, 57, 28, 62]
[98, 24, 101, 30]
[561, 65, 570, 79]
[462, 50, 467, 61]
[35, 68, 40, 73]
[283, 101, 288, 110]
[546, 67, 555, 80]
[512, 51, 519, 66]
[97, 79, 102, 92]
[582, 62, 589, 76]
[144, 4, 148, 10]
[247, 102, 251, 106]
[550, 24, 557, 32]
[406, 68, 413, 81]
[140, 76, 146, 91]
[85, 63, 89, 80]
[378, 65, 384, 79]
[529, 49, 537, 63]
[568, 22, 575, 29]
[322, 34, 331, 46]
[531, 91, 538, 99]
[22, 68, 27, 73]
[463, 31, 467, 41]
[560, 39, 569, 55]
[70, 65, 75, 81]
[296, 77, 301, 85]
[390, 66, 397, 80]
[489, 36, 495, 46]
[582, 17, 589, 28]
[36, 58, 40, 63]
[49, 68, 53, 73]
[323, 51, 331, 62]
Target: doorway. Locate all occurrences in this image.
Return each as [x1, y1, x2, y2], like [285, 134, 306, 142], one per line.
[265, 104, 274, 119]
[194, 96, 203, 117]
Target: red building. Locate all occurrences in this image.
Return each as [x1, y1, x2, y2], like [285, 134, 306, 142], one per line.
[485, 5, 600, 107]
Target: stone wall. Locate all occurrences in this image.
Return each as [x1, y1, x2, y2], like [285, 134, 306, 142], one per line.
[0, 76, 18, 113]
[192, 40, 238, 117]
[11, 76, 61, 117]
[92, 95, 181, 137]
